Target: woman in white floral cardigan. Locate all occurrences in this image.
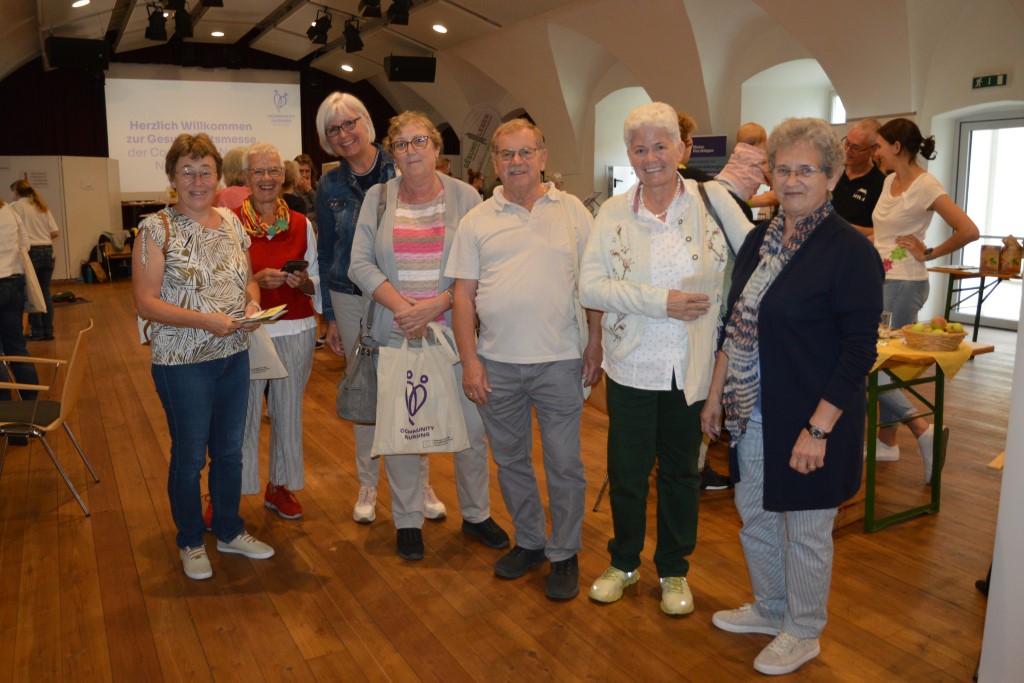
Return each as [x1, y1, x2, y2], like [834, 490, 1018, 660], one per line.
[579, 102, 750, 617]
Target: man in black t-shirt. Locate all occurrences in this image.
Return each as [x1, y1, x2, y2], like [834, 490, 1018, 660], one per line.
[833, 119, 884, 239]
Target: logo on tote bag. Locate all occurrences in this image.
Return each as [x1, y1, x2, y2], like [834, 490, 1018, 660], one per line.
[405, 370, 429, 425]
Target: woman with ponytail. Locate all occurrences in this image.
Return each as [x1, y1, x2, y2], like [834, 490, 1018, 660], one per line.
[9, 180, 59, 341]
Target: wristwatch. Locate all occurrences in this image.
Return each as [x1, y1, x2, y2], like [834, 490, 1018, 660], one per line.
[806, 423, 830, 440]
[923, 247, 934, 260]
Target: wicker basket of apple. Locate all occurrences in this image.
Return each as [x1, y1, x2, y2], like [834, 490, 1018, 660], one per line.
[901, 317, 966, 351]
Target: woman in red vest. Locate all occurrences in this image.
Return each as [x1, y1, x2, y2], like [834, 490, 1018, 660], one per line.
[234, 142, 321, 520]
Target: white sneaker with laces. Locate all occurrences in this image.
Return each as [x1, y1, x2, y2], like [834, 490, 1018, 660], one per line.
[659, 576, 694, 615]
[423, 484, 447, 521]
[712, 604, 781, 635]
[353, 486, 377, 524]
[589, 566, 639, 603]
[753, 632, 820, 675]
[216, 531, 275, 559]
[917, 425, 935, 484]
[180, 545, 213, 580]
[874, 439, 901, 462]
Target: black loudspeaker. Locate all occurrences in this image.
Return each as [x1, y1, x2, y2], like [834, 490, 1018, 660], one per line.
[45, 36, 110, 71]
[384, 56, 436, 83]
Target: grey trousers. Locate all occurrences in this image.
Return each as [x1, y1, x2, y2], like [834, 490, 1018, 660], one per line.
[331, 290, 429, 490]
[735, 420, 836, 639]
[477, 357, 586, 562]
[382, 331, 490, 528]
[241, 327, 316, 494]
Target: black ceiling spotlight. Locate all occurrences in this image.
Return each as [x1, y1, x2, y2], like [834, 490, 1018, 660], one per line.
[145, 4, 168, 41]
[344, 20, 363, 53]
[358, 0, 382, 18]
[306, 8, 333, 45]
[386, 0, 411, 26]
[175, 9, 194, 38]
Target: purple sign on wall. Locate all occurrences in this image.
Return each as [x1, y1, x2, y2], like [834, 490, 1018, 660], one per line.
[689, 134, 728, 177]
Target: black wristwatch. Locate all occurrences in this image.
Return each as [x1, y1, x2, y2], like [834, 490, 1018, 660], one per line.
[923, 247, 934, 260]
[806, 423, 830, 440]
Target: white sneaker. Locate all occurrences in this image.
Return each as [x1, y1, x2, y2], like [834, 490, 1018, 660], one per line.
[659, 576, 694, 615]
[589, 566, 639, 603]
[216, 531, 275, 559]
[353, 486, 377, 524]
[917, 425, 935, 484]
[753, 632, 821, 675]
[712, 604, 781, 635]
[423, 485, 447, 521]
[874, 439, 901, 461]
[180, 545, 212, 580]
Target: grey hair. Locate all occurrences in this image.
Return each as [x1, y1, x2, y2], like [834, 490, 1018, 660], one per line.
[623, 102, 682, 148]
[767, 117, 844, 176]
[851, 117, 881, 144]
[315, 92, 375, 156]
[242, 142, 282, 170]
[221, 146, 248, 187]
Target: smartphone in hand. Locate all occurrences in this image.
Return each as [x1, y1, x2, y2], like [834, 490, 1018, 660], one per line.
[282, 259, 308, 274]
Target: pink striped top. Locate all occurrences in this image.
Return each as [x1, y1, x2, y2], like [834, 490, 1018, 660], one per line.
[393, 190, 446, 327]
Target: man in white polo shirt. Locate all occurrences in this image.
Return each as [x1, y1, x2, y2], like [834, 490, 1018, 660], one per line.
[447, 118, 602, 601]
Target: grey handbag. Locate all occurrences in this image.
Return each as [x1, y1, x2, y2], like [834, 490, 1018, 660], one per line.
[337, 300, 379, 424]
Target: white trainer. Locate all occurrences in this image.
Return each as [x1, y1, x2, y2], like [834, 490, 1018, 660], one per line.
[712, 604, 781, 635]
[180, 545, 213, 580]
[874, 439, 901, 461]
[659, 576, 694, 615]
[353, 486, 377, 524]
[216, 531, 275, 559]
[753, 632, 821, 675]
[423, 485, 447, 521]
[589, 566, 639, 603]
[917, 425, 935, 484]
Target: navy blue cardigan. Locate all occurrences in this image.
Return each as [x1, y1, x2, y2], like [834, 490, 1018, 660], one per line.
[723, 211, 884, 511]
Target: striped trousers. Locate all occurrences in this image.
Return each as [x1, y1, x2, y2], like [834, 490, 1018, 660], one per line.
[241, 327, 316, 494]
[734, 420, 837, 639]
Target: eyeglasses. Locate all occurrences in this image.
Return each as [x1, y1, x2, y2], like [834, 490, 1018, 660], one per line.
[175, 168, 216, 182]
[249, 167, 283, 179]
[390, 135, 431, 153]
[326, 116, 362, 137]
[841, 137, 878, 154]
[495, 147, 539, 162]
[771, 165, 829, 180]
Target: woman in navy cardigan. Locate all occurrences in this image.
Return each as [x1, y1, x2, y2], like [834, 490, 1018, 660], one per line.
[701, 118, 883, 676]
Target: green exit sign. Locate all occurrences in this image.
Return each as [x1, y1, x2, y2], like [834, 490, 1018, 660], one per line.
[973, 74, 1008, 89]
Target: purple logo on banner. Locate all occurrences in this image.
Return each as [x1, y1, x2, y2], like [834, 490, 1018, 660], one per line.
[405, 370, 428, 425]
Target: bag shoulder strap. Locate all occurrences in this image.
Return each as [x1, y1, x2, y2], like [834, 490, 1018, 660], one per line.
[697, 182, 737, 254]
[158, 210, 171, 257]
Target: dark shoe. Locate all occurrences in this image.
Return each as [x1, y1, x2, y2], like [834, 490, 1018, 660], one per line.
[494, 545, 546, 579]
[396, 528, 424, 561]
[27, 334, 54, 342]
[546, 554, 580, 600]
[976, 579, 990, 597]
[7, 435, 29, 447]
[700, 463, 733, 491]
[462, 517, 510, 549]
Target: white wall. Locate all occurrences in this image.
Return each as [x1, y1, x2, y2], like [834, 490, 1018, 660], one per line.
[740, 84, 830, 136]
[593, 87, 650, 197]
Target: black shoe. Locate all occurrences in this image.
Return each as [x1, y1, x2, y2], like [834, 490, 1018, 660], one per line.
[546, 554, 580, 600]
[462, 517, 511, 549]
[700, 463, 732, 491]
[27, 334, 54, 342]
[976, 579, 989, 597]
[7, 436, 29, 447]
[396, 528, 424, 561]
[494, 545, 546, 579]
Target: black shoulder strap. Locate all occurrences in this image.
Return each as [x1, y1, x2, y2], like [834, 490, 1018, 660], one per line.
[697, 182, 737, 254]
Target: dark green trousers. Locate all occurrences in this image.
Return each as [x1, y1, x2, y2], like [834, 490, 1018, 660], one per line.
[605, 376, 703, 577]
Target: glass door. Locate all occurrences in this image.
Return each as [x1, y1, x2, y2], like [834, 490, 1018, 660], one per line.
[952, 117, 1024, 330]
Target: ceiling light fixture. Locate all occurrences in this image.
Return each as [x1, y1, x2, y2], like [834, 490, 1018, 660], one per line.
[386, 0, 411, 26]
[358, 0, 382, 18]
[432, 24, 447, 34]
[211, 30, 225, 37]
[306, 8, 333, 45]
[175, 9, 193, 38]
[344, 20, 363, 53]
[72, 0, 91, 8]
[145, 4, 168, 41]
[341, 64, 354, 72]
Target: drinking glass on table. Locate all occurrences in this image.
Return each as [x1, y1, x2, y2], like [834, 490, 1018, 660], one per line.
[878, 310, 893, 340]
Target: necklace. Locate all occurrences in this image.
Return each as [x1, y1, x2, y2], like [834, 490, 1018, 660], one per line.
[638, 174, 682, 221]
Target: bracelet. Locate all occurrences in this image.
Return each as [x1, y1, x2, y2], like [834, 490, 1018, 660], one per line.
[446, 288, 454, 307]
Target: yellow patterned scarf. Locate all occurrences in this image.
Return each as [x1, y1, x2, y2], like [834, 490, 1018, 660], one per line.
[240, 196, 290, 238]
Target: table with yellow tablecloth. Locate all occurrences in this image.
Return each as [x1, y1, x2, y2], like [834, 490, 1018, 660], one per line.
[863, 339, 992, 532]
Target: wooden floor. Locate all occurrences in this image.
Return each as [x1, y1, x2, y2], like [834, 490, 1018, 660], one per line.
[0, 280, 1011, 682]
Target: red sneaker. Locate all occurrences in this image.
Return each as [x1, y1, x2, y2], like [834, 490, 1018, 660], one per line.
[203, 494, 213, 532]
[264, 484, 303, 519]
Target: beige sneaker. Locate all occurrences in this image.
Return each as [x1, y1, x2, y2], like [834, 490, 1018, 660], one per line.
[180, 545, 212, 580]
[753, 632, 820, 675]
[659, 576, 694, 615]
[353, 486, 377, 524]
[589, 566, 639, 603]
[712, 604, 781, 635]
[216, 531, 275, 559]
[423, 484, 447, 520]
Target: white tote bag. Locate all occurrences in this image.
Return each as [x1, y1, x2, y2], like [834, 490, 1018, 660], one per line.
[371, 323, 469, 456]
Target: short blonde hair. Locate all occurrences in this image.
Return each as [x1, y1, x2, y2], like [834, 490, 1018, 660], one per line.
[315, 92, 375, 156]
[282, 160, 299, 190]
[677, 112, 698, 144]
[383, 111, 442, 153]
[623, 102, 683, 147]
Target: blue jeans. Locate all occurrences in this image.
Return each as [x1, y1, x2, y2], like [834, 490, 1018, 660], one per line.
[152, 351, 249, 549]
[880, 279, 930, 424]
[28, 246, 55, 337]
[0, 275, 39, 400]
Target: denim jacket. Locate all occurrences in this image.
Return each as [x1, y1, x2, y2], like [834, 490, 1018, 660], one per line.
[315, 143, 395, 321]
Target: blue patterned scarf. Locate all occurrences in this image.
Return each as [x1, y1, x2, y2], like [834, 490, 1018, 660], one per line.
[722, 201, 833, 445]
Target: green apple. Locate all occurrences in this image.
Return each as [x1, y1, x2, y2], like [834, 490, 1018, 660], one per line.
[931, 328, 945, 335]
[912, 323, 926, 332]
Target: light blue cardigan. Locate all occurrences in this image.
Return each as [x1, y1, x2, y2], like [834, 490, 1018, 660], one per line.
[348, 171, 482, 345]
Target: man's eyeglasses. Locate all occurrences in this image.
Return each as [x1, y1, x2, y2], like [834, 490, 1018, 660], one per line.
[841, 137, 878, 154]
[175, 168, 216, 182]
[249, 167, 283, 179]
[771, 165, 828, 180]
[495, 147, 539, 162]
[326, 116, 362, 137]
[390, 135, 431, 153]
